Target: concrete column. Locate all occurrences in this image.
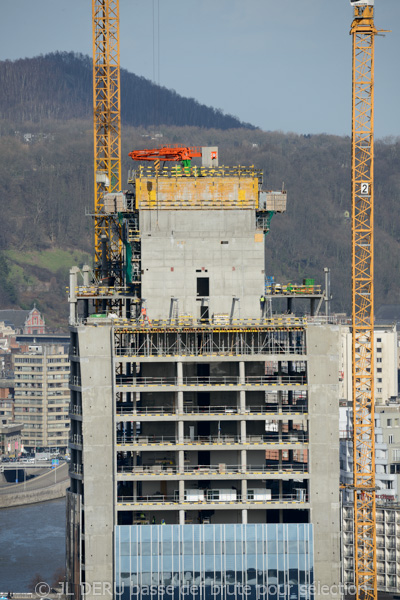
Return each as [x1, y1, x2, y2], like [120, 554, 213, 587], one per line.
[239, 361, 245, 384]
[178, 421, 184, 444]
[306, 325, 341, 597]
[177, 361, 183, 385]
[242, 509, 248, 524]
[178, 450, 184, 473]
[240, 421, 246, 443]
[68, 267, 80, 325]
[241, 449, 247, 473]
[241, 479, 247, 502]
[177, 392, 184, 414]
[179, 479, 185, 503]
[82, 264, 91, 319]
[82, 264, 90, 286]
[240, 391, 246, 413]
[179, 510, 185, 525]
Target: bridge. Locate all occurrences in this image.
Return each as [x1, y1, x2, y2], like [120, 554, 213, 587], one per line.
[0, 462, 69, 508]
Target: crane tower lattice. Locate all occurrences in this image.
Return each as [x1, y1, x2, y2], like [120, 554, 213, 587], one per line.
[92, 0, 123, 291]
[350, 1, 377, 598]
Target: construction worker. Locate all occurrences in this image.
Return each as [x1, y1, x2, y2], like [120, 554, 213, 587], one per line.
[161, 518, 166, 525]
[260, 295, 265, 316]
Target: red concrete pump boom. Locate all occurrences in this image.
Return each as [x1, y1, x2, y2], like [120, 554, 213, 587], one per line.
[129, 146, 202, 163]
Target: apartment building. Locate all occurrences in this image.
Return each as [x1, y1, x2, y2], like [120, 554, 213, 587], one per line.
[342, 502, 400, 593]
[14, 344, 69, 451]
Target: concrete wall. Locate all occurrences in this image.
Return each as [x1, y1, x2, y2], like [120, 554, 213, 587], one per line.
[140, 210, 264, 320]
[0, 479, 68, 508]
[66, 490, 81, 600]
[77, 325, 115, 600]
[306, 324, 341, 599]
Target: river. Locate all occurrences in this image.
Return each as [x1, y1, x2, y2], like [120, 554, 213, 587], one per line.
[0, 498, 66, 593]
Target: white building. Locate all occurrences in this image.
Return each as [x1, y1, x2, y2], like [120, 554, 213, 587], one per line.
[14, 344, 70, 451]
[339, 323, 398, 406]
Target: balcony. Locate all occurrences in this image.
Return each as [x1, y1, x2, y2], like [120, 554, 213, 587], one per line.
[69, 462, 83, 478]
[69, 404, 82, 417]
[69, 433, 83, 447]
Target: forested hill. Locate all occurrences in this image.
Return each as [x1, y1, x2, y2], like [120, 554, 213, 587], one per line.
[0, 52, 253, 130]
[0, 120, 399, 329]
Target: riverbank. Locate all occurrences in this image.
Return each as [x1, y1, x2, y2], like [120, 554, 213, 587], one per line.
[0, 463, 69, 508]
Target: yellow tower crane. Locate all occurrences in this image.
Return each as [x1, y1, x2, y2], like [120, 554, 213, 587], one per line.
[92, 0, 123, 293]
[350, 1, 378, 598]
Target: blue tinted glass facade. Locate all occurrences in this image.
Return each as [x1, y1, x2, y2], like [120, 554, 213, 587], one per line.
[115, 524, 314, 600]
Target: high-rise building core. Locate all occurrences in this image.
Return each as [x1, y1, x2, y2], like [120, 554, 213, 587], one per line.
[67, 148, 341, 599]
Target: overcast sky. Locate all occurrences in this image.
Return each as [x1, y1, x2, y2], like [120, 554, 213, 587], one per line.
[2, 0, 399, 138]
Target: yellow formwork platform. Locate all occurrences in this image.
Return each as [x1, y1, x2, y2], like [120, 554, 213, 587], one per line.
[135, 176, 259, 210]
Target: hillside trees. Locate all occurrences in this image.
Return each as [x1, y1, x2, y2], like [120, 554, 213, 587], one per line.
[1, 120, 400, 327]
[0, 53, 251, 130]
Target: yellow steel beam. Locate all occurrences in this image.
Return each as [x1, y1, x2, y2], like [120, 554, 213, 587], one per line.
[92, 0, 122, 286]
[350, 4, 377, 599]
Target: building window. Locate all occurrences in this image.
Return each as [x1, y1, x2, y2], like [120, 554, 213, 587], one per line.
[389, 435, 394, 444]
[377, 378, 382, 383]
[377, 348, 382, 353]
[197, 277, 209, 297]
[377, 338, 382, 343]
[393, 449, 400, 461]
[377, 388, 382, 393]
[377, 368, 382, 373]
[377, 358, 382, 363]
[387, 419, 392, 427]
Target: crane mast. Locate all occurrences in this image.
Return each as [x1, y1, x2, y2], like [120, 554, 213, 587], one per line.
[92, 0, 122, 291]
[350, 1, 377, 598]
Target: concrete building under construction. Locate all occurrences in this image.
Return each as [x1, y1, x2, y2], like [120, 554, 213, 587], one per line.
[66, 150, 341, 600]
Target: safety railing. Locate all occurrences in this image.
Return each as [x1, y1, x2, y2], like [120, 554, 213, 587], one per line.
[69, 433, 83, 446]
[70, 285, 140, 298]
[117, 493, 308, 505]
[130, 165, 263, 180]
[114, 344, 306, 357]
[115, 375, 306, 387]
[115, 404, 308, 416]
[116, 433, 308, 445]
[265, 284, 322, 296]
[117, 463, 309, 475]
[69, 463, 83, 476]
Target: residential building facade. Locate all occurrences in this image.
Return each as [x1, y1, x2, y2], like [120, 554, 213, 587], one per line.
[14, 344, 69, 451]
